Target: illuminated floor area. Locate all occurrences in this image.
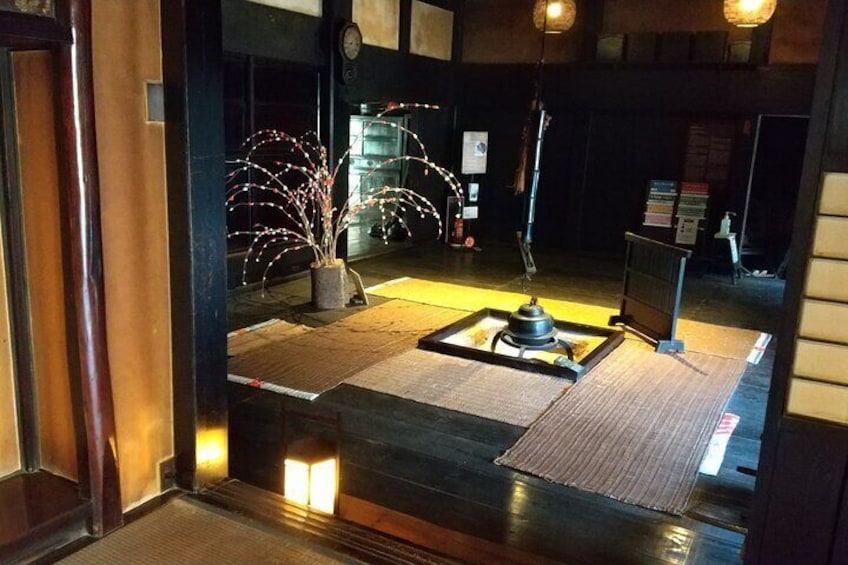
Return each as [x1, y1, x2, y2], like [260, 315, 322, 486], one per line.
[227, 242, 783, 564]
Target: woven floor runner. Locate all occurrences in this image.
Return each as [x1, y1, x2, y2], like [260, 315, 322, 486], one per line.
[495, 340, 747, 514]
[367, 278, 765, 361]
[227, 300, 467, 399]
[345, 348, 571, 427]
[228, 319, 312, 357]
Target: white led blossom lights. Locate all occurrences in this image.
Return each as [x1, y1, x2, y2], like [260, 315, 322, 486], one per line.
[226, 103, 463, 288]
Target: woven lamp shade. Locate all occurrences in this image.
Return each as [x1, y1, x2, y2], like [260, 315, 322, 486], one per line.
[533, 0, 577, 34]
[723, 0, 777, 27]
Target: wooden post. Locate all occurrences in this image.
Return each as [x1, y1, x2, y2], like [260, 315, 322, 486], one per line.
[56, 0, 123, 536]
[161, 0, 228, 490]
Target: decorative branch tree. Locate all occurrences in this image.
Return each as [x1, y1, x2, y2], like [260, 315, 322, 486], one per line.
[226, 103, 463, 308]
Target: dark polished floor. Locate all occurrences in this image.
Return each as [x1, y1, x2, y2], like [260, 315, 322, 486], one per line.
[227, 241, 784, 564]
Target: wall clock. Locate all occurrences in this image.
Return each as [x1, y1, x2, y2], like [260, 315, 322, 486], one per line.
[339, 21, 363, 62]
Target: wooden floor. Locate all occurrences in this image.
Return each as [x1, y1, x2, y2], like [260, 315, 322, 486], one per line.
[227, 242, 783, 564]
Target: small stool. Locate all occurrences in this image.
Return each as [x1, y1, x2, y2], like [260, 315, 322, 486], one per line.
[714, 232, 743, 284]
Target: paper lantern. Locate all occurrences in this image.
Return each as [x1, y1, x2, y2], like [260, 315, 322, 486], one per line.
[723, 0, 777, 28]
[533, 0, 577, 34]
[284, 438, 337, 514]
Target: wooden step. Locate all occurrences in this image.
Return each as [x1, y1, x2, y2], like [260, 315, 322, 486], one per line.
[200, 479, 460, 565]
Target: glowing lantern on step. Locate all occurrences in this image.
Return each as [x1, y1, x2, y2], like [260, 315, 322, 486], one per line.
[533, 0, 577, 34]
[723, 0, 777, 28]
[284, 438, 337, 514]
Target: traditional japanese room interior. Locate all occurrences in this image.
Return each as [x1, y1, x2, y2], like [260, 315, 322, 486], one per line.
[3, 0, 848, 564]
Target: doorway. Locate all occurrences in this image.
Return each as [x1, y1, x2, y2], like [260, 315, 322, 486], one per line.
[740, 115, 810, 275]
[0, 48, 88, 560]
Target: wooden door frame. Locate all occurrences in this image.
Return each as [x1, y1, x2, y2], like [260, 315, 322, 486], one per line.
[0, 48, 40, 474]
[746, 0, 848, 561]
[0, 0, 123, 537]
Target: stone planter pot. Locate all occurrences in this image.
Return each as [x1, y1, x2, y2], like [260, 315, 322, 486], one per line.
[311, 260, 348, 310]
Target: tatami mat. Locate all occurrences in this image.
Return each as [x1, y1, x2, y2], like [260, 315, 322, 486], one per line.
[59, 498, 356, 564]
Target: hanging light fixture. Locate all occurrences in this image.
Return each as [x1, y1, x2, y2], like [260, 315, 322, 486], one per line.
[723, 0, 777, 28]
[533, 0, 577, 34]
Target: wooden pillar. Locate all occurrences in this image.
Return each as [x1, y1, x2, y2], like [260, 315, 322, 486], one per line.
[161, 0, 228, 490]
[55, 0, 122, 536]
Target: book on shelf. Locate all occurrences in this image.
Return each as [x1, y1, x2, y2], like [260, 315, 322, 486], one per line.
[680, 181, 709, 194]
[649, 179, 678, 192]
[644, 212, 673, 227]
[643, 180, 678, 228]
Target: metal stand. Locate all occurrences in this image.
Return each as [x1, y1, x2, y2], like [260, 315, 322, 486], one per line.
[518, 109, 549, 283]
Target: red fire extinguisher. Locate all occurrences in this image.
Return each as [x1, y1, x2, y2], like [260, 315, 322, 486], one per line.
[451, 215, 464, 245]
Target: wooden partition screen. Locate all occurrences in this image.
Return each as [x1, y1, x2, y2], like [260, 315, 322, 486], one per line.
[609, 232, 692, 353]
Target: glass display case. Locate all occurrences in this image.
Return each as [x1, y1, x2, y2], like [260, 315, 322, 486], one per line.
[347, 113, 407, 258]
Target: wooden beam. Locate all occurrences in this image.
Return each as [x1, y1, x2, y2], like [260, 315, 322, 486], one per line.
[55, 0, 122, 536]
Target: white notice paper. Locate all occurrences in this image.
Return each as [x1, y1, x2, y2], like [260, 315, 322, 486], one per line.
[461, 132, 488, 175]
[675, 217, 699, 246]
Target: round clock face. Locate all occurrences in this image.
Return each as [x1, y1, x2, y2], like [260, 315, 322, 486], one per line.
[340, 23, 362, 61]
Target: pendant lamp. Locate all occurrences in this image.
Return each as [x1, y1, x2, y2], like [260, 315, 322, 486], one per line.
[723, 0, 777, 28]
[533, 0, 577, 34]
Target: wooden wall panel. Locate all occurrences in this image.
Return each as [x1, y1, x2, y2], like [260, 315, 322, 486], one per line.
[806, 259, 848, 302]
[603, 0, 747, 38]
[410, 1, 453, 61]
[246, 0, 321, 17]
[91, 0, 172, 510]
[461, 0, 581, 64]
[819, 172, 848, 215]
[462, 0, 825, 65]
[756, 421, 848, 564]
[0, 225, 20, 478]
[353, 0, 400, 50]
[787, 379, 848, 424]
[770, 0, 827, 64]
[812, 217, 848, 260]
[794, 340, 848, 385]
[13, 50, 78, 481]
[799, 299, 848, 344]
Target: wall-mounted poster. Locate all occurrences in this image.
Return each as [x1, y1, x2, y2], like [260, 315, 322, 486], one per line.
[353, 0, 400, 50]
[461, 132, 488, 175]
[246, 0, 321, 17]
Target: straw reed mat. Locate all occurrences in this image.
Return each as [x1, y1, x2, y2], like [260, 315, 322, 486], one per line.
[345, 348, 571, 427]
[59, 498, 351, 564]
[227, 300, 467, 397]
[495, 340, 747, 514]
[367, 278, 763, 361]
[228, 319, 312, 357]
